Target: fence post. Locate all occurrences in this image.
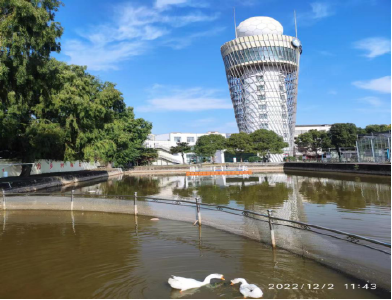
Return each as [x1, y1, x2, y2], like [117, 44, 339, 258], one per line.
[194, 197, 201, 226]
[2, 189, 5, 211]
[71, 190, 74, 211]
[134, 192, 138, 216]
[267, 209, 276, 248]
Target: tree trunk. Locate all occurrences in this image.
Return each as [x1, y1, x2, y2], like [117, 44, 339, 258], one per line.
[181, 153, 185, 164]
[20, 164, 32, 177]
[106, 162, 112, 169]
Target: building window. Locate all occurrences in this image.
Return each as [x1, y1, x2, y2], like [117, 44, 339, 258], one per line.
[174, 137, 181, 143]
[281, 104, 286, 110]
[257, 85, 265, 91]
[284, 132, 288, 138]
[279, 85, 284, 91]
[280, 94, 285, 100]
[259, 104, 267, 110]
[256, 75, 264, 81]
[258, 94, 266, 100]
[259, 113, 268, 119]
[260, 123, 268, 129]
[282, 114, 287, 119]
[187, 137, 194, 143]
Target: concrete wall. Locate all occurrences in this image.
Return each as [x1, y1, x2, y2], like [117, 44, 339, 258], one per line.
[284, 162, 391, 176]
[0, 160, 100, 178]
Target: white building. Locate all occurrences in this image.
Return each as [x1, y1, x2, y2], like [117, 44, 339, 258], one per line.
[294, 124, 332, 137]
[145, 125, 330, 164]
[221, 16, 302, 162]
[145, 132, 229, 165]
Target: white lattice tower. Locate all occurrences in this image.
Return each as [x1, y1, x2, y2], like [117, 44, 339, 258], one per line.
[221, 16, 302, 162]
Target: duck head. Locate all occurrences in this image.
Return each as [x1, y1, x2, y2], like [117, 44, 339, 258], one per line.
[230, 278, 248, 285]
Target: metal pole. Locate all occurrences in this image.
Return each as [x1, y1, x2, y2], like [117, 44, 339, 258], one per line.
[134, 192, 138, 216]
[356, 140, 361, 163]
[267, 210, 276, 248]
[370, 138, 375, 163]
[2, 189, 5, 211]
[71, 190, 74, 211]
[194, 197, 201, 226]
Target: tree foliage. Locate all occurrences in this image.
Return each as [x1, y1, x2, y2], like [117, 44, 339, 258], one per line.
[328, 123, 358, 152]
[225, 132, 253, 162]
[170, 142, 191, 164]
[250, 129, 288, 159]
[194, 134, 226, 163]
[0, 1, 152, 174]
[295, 129, 331, 156]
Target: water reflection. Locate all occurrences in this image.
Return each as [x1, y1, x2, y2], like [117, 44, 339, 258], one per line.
[67, 172, 390, 242]
[299, 179, 390, 209]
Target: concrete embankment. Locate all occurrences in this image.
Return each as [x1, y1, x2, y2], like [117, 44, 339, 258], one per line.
[284, 162, 391, 176]
[0, 169, 123, 193]
[125, 163, 283, 175]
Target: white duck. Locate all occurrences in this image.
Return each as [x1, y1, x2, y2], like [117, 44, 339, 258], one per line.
[231, 278, 263, 299]
[168, 273, 225, 292]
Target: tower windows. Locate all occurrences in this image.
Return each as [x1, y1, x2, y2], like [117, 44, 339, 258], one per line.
[258, 94, 266, 100]
[259, 113, 268, 119]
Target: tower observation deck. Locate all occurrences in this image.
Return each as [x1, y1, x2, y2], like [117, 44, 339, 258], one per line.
[221, 16, 302, 162]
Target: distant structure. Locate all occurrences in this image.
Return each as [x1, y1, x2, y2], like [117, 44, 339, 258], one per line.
[220, 16, 302, 162]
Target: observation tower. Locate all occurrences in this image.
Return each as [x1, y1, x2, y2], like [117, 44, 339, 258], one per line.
[221, 16, 302, 162]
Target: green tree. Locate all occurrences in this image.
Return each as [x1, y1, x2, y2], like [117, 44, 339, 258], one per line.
[225, 132, 253, 162]
[194, 134, 226, 163]
[295, 130, 331, 157]
[0, 0, 63, 175]
[328, 123, 358, 156]
[170, 142, 191, 164]
[136, 148, 158, 166]
[0, 2, 152, 174]
[364, 124, 391, 134]
[250, 129, 288, 160]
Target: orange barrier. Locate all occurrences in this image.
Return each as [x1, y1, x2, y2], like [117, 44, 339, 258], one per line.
[186, 170, 253, 176]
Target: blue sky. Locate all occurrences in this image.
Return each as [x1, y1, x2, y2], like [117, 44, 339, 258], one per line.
[54, 0, 391, 134]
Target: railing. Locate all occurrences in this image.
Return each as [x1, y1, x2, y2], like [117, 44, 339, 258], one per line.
[190, 165, 249, 172]
[2, 191, 390, 255]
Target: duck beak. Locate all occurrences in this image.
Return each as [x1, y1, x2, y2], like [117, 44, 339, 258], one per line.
[221, 276, 225, 280]
[230, 282, 234, 285]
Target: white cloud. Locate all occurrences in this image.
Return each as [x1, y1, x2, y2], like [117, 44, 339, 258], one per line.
[297, 2, 335, 26]
[154, 0, 209, 10]
[62, 3, 219, 71]
[319, 50, 334, 56]
[358, 96, 384, 107]
[352, 76, 391, 94]
[137, 86, 232, 112]
[310, 2, 334, 19]
[155, 0, 188, 9]
[353, 37, 391, 58]
[164, 27, 225, 49]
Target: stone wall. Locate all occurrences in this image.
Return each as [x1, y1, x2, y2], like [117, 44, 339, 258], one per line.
[284, 162, 391, 176]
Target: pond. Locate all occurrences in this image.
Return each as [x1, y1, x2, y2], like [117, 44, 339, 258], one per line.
[61, 171, 391, 243]
[0, 211, 385, 299]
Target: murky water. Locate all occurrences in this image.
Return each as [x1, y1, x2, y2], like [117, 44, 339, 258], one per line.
[0, 211, 386, 298]
[60, 171, 391, 243]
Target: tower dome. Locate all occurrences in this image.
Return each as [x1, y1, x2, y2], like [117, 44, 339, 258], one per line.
[236, 16, 283, 37]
